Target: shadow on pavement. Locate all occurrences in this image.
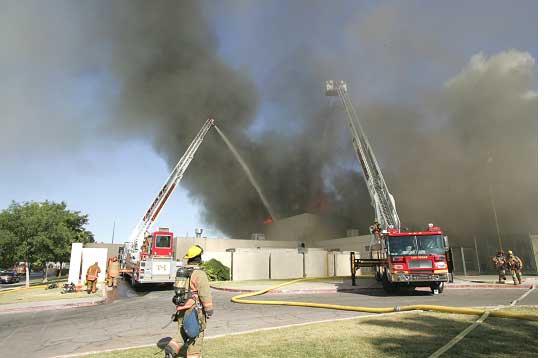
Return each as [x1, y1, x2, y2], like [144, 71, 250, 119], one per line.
[336, 278, 434, 297]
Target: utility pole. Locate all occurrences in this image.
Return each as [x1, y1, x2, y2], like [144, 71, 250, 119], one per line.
[474, 236, 481, 275]
[489, 183, 503, 250]
[111, 220, 116, 244]
[487, 154, 503, 251]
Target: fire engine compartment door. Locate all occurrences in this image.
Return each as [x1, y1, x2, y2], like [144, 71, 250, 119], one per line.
[151, 259, 171, 276]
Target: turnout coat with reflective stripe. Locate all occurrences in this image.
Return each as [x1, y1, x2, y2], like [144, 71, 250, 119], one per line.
[108, 261, 120, 277]
[86, 264, 101, 281]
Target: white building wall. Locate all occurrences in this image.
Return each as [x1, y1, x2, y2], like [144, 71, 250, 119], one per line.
[174, 237, 300, 262]
[81, 248, 108, 284]
[316, 235, 372, 256]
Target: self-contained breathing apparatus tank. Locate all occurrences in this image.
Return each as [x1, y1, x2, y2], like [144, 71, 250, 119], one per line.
[172, 266, 194, 306]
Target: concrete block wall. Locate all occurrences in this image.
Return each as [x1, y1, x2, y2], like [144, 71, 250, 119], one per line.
[270, 252, 303, 279]
[232, 251, 270, 281]
[304, 250, 328, 277]
[334, 252, 353, 276]
[325, 251, 357, 277]
[169, 234, 379, 281]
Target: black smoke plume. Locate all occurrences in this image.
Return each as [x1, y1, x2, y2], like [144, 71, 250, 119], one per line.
[0, 1, 536, 247]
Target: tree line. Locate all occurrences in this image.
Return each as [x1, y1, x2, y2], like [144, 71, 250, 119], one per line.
[0, 201, 94, 280]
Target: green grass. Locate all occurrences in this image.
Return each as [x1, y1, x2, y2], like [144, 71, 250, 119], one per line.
[443, 306, 538, 358]
[84, 307, 537, 358]
[0, 286, 102, 305]
[493, 305, 538, 315]
[30, 275, 69, 286]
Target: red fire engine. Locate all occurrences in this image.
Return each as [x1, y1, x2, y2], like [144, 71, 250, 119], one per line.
[325, 81, 450, 294]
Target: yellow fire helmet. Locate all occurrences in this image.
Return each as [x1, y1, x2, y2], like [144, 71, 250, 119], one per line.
[184, 245, 204, 259]
[507, 250, 513, 255]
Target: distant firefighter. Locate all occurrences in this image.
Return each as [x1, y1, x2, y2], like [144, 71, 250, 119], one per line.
[86, 262, 101, 294]
[506, 250, 523, 285]
[107, 256, 120, 288]
[491, 250, 507, 284]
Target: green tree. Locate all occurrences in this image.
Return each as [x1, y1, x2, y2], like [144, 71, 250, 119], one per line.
[0, 201, 94, 283]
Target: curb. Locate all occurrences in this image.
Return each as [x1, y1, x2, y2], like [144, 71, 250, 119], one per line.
[0, 299, 105, 315]
[0, 293, 106, 315]
[211, 283, 534, 294]
[447, 284, 534, 289]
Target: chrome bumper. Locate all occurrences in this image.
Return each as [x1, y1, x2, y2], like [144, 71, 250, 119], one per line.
[391, 273, 448, 282]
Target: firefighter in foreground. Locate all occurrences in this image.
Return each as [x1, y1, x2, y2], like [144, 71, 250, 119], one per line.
[506, 250, 523, 285]
[491, 250, 507, 284]
[165, 245, 213, 358]
[85, 262, 101, 294]
[106, 256, 120, 287]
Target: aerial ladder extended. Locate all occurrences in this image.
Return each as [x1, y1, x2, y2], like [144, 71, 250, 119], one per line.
[121, 118, 215, 285]
[325, 81, 450, 294]
[325, 81, 400, 232]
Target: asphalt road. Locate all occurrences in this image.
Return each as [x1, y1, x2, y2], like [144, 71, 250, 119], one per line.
[0, 281, 537, 358]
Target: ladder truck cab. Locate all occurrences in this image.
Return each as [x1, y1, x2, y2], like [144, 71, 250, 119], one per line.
[120, 119, 215, 287]
[123, 228, 180, 286]
[325, 81, 450, 294]
[375, 224, 449, 293]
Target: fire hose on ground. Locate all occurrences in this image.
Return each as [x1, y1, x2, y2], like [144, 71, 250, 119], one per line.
[230, 277, 537, 321]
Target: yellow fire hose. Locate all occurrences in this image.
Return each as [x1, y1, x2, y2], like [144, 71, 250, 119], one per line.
[231, 277, 537, 321]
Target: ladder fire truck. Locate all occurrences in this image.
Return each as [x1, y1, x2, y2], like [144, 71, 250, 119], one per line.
[120, 118, 215, 286]
[325, 81, 450, 294]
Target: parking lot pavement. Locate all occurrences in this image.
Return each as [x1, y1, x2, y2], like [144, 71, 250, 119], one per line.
[0, 281, 537, 358]
[0, 272, 50, 291]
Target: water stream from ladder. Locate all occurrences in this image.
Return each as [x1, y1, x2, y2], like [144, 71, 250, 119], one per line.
[214, 125, 278, 221]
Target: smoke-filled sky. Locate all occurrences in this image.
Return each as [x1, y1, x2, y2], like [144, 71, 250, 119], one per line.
[0, 0, 537, 244]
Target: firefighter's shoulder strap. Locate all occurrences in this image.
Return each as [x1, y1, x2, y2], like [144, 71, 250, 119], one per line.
[182, 266, 202, 294]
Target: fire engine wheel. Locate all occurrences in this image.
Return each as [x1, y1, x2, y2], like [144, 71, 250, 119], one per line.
[131, 272, 140, 288]
[430, 282, 445, 294]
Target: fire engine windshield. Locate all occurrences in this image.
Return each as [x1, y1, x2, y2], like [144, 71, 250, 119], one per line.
[417, 235, 445, 255]
[388, 236, 418, 255]
[155, 235, 171, 248]
[388, 235, 445, 256]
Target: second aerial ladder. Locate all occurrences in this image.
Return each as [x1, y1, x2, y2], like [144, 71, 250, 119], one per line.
[121, 118, 215, 285]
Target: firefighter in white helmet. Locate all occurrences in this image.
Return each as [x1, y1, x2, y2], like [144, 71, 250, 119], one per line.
[165, 245, 213, 358]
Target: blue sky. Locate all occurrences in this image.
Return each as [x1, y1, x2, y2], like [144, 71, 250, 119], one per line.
[0, 1, 537, 243]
